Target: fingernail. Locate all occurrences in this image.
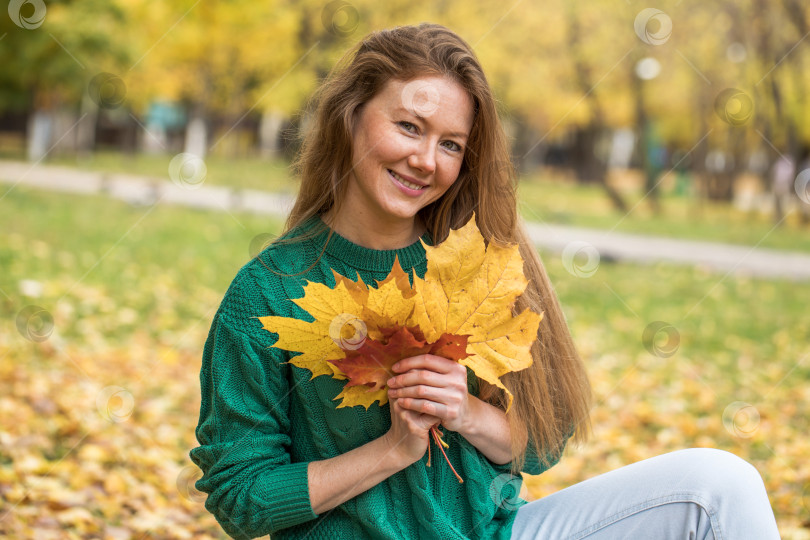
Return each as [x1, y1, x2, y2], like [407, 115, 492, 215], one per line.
[387, 377, 395, 386]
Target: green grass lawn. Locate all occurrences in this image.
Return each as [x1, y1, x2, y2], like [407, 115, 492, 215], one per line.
[516, 175, 810, 253]
[14, 150, 808, 253]
[2, 186, 283, 347]
[4, 185, 805, 365]
[1, 186, 808, 536]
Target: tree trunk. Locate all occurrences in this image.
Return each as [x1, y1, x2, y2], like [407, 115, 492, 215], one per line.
[630, 63, 654, 213]
[184, 106, 208, 159]
[76, 92, 99, 157]
[563, 5, 627, 213]
[259, 109, 285, 159]
[27, 109, 53, 162]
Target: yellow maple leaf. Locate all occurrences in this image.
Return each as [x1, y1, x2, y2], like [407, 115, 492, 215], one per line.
[409, 212, 543, 412]
[257, 259, 418, 407]
[257, 277, 367, 380]
[257, 211, 543, 412]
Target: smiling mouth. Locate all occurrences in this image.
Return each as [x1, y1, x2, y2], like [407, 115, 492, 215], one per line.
[388, 169, 427, 190]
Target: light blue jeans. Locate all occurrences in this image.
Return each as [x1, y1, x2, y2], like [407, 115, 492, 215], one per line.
[511, 448, 781, 539]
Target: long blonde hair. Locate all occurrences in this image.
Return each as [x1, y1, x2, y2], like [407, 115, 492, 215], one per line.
[267, 22, 591, 475]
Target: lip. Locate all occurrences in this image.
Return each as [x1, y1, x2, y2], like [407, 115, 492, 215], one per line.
[388, 169, 427, 196]
[388, 169, 428, 187]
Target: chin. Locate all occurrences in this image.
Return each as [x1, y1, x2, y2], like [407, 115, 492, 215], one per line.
[378, 205, 418, 221]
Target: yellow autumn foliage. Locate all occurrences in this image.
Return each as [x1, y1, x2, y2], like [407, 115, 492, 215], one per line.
[258, 212, 543, 411]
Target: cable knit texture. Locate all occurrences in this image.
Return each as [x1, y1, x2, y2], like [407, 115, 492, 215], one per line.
[190, 213, 563, 539]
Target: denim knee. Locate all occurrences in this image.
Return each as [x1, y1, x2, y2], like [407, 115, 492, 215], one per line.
[675, 448, 766, 499]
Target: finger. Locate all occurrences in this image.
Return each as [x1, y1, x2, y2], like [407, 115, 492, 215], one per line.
[388, 384, 447, 403]
[396, 397, 448, 418]
[418, 413, 442, 430]
[388, 369, 446, 389]
[386, 369, 460, 388]
[392, 399, 440, 430]
[392, 354, 458, 375]
[390, 369, 469, 395]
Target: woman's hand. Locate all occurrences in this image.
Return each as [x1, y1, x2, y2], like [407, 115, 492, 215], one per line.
[386, 354, 471, 434]
[384, 395, 440, 467]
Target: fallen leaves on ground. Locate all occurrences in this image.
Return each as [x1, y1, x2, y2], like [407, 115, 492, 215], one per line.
[2, 195, 809, 538]
[0, 329, 223, 539]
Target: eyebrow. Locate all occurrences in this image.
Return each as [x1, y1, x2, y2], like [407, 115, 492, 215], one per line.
[395, 106, 469, 140]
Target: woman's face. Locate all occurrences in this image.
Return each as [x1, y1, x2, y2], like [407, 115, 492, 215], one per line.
[345, 74, 476, 227]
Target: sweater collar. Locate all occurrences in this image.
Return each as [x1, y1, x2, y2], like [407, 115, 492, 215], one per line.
[301, 214, 432, 272]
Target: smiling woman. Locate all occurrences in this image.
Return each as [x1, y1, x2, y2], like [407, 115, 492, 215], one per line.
[189, 22, 780, 540]
[319, 75, 475, 250]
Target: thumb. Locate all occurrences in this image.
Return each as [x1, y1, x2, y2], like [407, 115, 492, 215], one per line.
[419, 414, 441, 431]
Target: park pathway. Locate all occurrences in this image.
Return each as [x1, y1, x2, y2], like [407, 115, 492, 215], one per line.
[2, 159, 809, 281]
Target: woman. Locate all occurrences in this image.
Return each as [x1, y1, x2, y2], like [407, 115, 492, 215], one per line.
[190, 22, 780, 539]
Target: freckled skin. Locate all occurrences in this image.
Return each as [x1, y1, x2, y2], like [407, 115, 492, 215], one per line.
[324, 75, 475, 250]
[325, 75, 479, 461]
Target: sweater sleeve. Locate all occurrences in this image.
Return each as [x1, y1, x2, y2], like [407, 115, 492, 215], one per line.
[486, 437, 546, 476]
[189, 311, 318, 539]
[488, 430, 571, 476]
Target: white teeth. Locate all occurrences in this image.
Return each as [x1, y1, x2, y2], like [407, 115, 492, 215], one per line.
[390, 170, 425, 190]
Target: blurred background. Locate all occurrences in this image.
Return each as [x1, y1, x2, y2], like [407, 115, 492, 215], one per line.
[1, 0, 809, 538]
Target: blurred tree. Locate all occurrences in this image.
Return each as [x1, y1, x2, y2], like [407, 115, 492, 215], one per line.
[562, 1, 630, 212]
[0, 0, 133, 159]
[2, 0, 808, 222]
[125, 0, 303, 158]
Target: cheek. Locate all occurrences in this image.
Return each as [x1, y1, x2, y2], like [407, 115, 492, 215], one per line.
[437, 159, 463, 190]
[377, 132, 415, 162]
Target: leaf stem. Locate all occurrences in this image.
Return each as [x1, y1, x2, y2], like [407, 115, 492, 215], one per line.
[430, 426, 463, 483]
[426, 434, 432, 467]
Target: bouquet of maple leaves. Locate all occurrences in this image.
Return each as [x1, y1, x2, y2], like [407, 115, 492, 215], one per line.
[257, 212, 543, 482]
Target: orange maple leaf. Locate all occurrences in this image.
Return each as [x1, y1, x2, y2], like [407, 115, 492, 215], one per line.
[256, 211, 543, 412]
[329, 323, 470, 481]
[331, 324, 470, 393]
[256, 212, 543, 481]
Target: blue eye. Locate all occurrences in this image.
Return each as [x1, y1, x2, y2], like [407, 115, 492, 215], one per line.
[398, 121, 463, 153]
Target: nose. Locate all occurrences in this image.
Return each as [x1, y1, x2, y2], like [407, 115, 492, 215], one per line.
[407, 139, 436, 174]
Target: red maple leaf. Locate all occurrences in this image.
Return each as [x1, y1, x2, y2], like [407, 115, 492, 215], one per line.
[333, 325, 433, 392]
[331, 324, 471, 482]
[331, 324, 470, 392]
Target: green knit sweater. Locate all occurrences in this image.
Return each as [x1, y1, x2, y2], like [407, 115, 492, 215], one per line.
[190, 214, 563, 539]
